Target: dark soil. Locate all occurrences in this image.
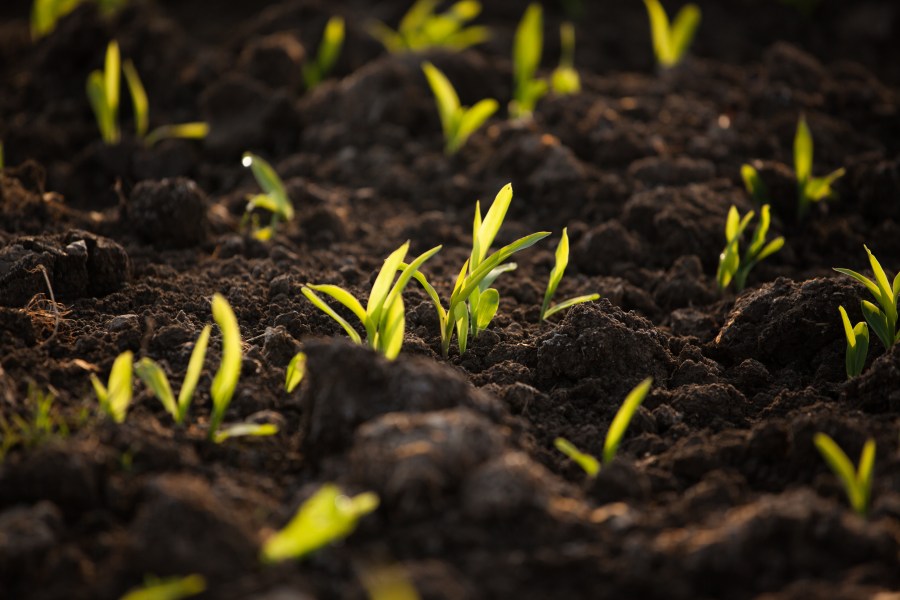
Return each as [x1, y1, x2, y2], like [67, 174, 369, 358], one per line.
[2, 0, 900, 598]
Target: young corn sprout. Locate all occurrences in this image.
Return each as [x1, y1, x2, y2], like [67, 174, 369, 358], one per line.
[285, 352, 306, 393]
[551, 23, 581, 96]
[208, 294, 278, 443]
[421, 62, 498, 155]
[31, 0, 128, 40]
[261, 484, 379, 563]
[134, 325, 211, 425]
[241, 152, 294, 241]
[303, 16, 345, 90]
[91, 350, 134, 423]
[119, 574, 206, 600]
[302, 242, 442, 360]
[0, 385, 70, 462]
[814, 433, 875, 517]
[716, 204, 785, 293]
[87, 41, 208, 146]
[540, 227, 599, 321]
[405, 184, 550, 357]
[742, 116, 846, 220]
[555, 377, 654, 477]
[642, 0, 701, 69]
[370, 0, 489, 53]
[838, 306, 869, 379]
[834, 246, 899, 351]
[509, 3, 549, 119]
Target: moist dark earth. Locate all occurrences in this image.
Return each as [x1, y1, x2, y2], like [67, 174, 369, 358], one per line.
[2, 0, 900, 598]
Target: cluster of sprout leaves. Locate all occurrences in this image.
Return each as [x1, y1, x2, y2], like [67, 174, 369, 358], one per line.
[835, 246, 900, 353]
[119, 574, 206, 600]
[262, 484, 379, 563]
[555, 377, 654, 476]
[303, 16, 345, 90]
[31, 0, 128, 39]
[838, 306, 869, 379]
[742, 116, 846, 220]
[87, 41, 209, 147]
[406, 184, 549, 358]
[509, 4, 581, 119]
[0, 385, 74, 462]
[642, 0, 701, 69]
[421, 62, 498, 155]
[370, 0, 489, 53]
[814, 433, 875, 517]
[302, 242, 443, 360]
[92, 294, 278, 443]
[716, 204, 785, 293]
[241, 152, 295, 241]
[540, 227, 599, 321]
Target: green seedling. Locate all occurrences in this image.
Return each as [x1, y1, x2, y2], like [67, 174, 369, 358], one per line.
[509, 3, 549, 119]
[359, 564, 421, 600]
[303, 16, 345, 90]
[405, 184, 550, 357]
[838, 306, 869, 378]
[642, 0, 701, 68]
[119, 574, 206, 600]
[213, 422, 279, 444]
[716, 204, 785, 292]
[209, 294, 240, 440]
[421, 62, 498, 155]
[285, 352, 306, 393]
[540, 227, 599, 321]
[555, 377, 654, 476]
[834, 246, 899, 350]
[134, 325, 211, 425]
[370, 0, 489, 53]
[551, 23, 581, 96]
[92, 351, 133, 423]
[241, 152, 294, 241]
[261, 484, 379, 563]
[88, 41, 208, 146]
[742, 116, 845, 219]
[0, 385, 70, 462]
[814, 433, 875, 517]
[303, 242, 442, 360]
[32, 0, 128, 40]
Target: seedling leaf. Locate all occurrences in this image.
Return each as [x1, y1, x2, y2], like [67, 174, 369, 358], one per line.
[119, 574, 206, 600]
[209, 294, 241, 440]
[603, 377, 652, 465]
[262, 484, 379, 563]
[135, 358, 177, 420]
[814, 433, 875, 516]
[214, 422, 278, 444]
[554, 437, 600, 477]
[285, 352, 306, 393]
[177, 325, 211, 423]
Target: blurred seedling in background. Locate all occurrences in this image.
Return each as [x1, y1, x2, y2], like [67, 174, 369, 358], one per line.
[0, 384, 73, 462]
[92, 350, 133, 423]
[540, 227, 599, 321]
[359, 563, 421, 600]
[838, 307, 869, 379]
[814, 433, 875, 517]
[834, 246, 900, 351]
[303, 242, 442, 360]
[509, 3, 548, 119]
[742, 116, 845, 220]
[370, 0, 489, 53]
[421, 61, 498, 155]
[303, 16, 345, 90]
[241, 152, 295, 241]
[119, 574, 206, 600]
[261, 484, 379, 562]
[87, 41, 209, 146]
[716, 204, 784, 293]
[555, 377, 654, 477]
[285, 352, 306, 393]
[642, 0, 701, 68]
[405, 184, 549, 357]
[551, 23, 581, 95]
[135, 325, 211, 425]
[32, 0, 128, 40]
